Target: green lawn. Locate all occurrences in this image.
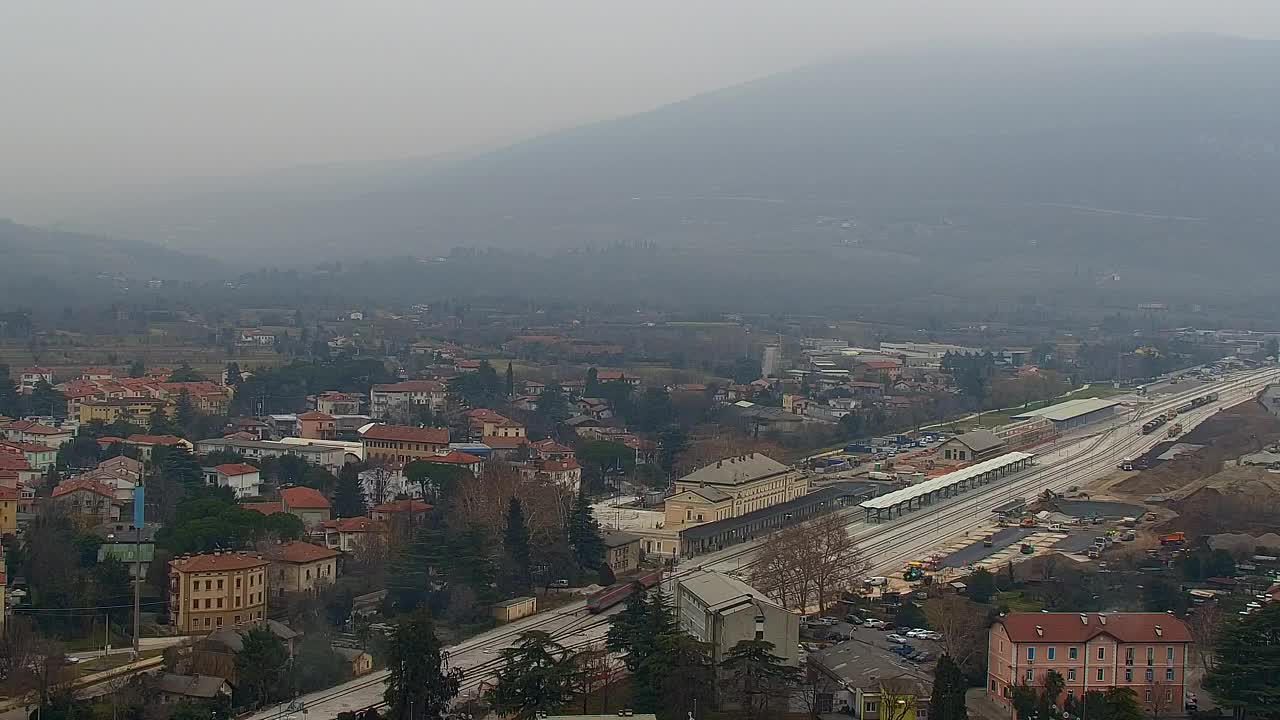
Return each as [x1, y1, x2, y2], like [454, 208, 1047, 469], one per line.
[995, 591, 1045, 612]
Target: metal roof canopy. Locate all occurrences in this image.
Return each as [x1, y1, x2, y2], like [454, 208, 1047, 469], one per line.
[1010, 397, 1120, 423]
[859, 451, 1034, 510]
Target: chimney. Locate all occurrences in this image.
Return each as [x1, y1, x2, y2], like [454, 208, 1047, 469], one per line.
[1036, 625, 1044, 637]
[1154, 625, 1163, 637]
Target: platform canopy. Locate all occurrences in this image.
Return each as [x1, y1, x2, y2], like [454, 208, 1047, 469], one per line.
[859, 451, 1034, 510]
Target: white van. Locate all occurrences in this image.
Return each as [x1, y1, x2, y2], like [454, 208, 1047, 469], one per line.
[865, 576, 889, 587]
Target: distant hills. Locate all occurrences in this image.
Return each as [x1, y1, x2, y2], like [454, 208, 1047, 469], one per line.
[49, 34, 1280, 311]
[0, 219, 223, 304]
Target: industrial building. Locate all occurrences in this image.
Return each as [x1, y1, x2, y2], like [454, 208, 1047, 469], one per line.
[675, 569, 800, 667]
[938, 429, 1006, 462]
[1010, 397, 1121, 431]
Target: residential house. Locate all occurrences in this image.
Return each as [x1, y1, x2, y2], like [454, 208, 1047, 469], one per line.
[357, 464, 417, 505]
[987, 612, 1192, 717]
[596, 370, 641, 387]
[601, 530, 642, 574]
[536, 458, 581, 491]
[80, 368, 116, 381]
[203, 463, 263, 499]
[195, 437, 347, 472]
[463, 409, 527, 441]
[51, 477, 121, 522]
[530, 439, 575, 461]
[369, 380, 447, 419]
[0, 440, 57, 471]
[939, 430, 1007, 463]
[0, 549, 7, 632]
[320, 517, 386, 553]
[225, 417, 271, 440]
[522, 380, 546, 395]
[190, 621, 299, 682]
[675, 569, 799, 666]
[3, 420, 72, 448]
[153, 382, 233, 415]
[259, 541, 340, 596]
[0, 486, 17, 535]
[17, 366, 53, 392]
[153, 673, 233, 707]
[480, 435, 529, 459]
[370, 498, 432, 526]
[421, 450, 485, 477]
[169, 551, 269, 634]
[576, 398, 612, 420]
[279, 486, 332, 527]
[808, 642, 933, 718]
[334, 647, 374, 677]
[297, 411, 337, 440]
[239, 329, 276, 345]
[123, 434, 192, 460]
[359, 424, 450, 464]
[78, 397, 170, 426]
[622, 435, 658, 465]
[312, 391, 362, 416]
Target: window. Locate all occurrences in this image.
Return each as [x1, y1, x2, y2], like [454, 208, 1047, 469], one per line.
[191, 619, 199, 629]
[1097, 647, 1106, 661]
[216, 598, 223, 609]
[991, 681, 997, 692]
[204, 580, 212, 591]
[1069, 647, 1078, 660]
[1145, 669, 1153, 682]
[236, 577, 242, 589]
[235, 596, 242, 607]
[865, 702, 879, 714]
[1166, 690, 1172, 702]
[1125, 648, 1135, 665]
[191, 600, 198, 610]
[204, 599, 211, 609]
[204, 618, 211, 627]
[1097, 669, 1105, 682]
[1067, 669, 1076, 681]
[217, 579, 224, 590]
[235, 615, 240, 624]
[1166, 668, 1175, 682]
[1125, 669, 1132, 682]
[1167, 647, 1174, 662]
[1028, 647, 1036, 661]
[1145, 691, 1152, 702]
[216, 617, 223, 628]
[1048, 647, 1056, 660]
[1026, 669, 1034, 682]
[306, 569, 312, 580]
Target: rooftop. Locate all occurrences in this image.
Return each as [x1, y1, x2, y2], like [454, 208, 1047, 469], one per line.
[995, 612, 1192, 644]
[1010, 397, 1122, 423]
[281, 485, 330, 509]
[677, 569, 781, 614]
[360, 424, 450, 445]
[679, 481, 878, 542]
[213, 463, 260, 476]
[809, 640, 931, 691]
[946, 429, 1005, 454]
[259, 540, 340, 564]
[601, 530, 641, 548]
[153, 673, 229, 699]
[679, 453, 791, 487]
[241, 501, 284, 516]
[371, 380, 446, 393]
[170, 551, 269, 573]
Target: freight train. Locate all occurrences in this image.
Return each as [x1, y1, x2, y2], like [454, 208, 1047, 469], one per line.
[1173, 392, 1219, 415]
[1143, 393, 1218, 435]
[586, 570, 663, 613]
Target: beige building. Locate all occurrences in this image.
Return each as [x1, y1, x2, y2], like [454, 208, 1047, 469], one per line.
[675, 569, 800, 667]
[359, 424, 450, 464]
[169, 552, 269, 634]
[602, 530, 642, 574]
[664, 453, 807, 528]
[260, 541, 340, 597]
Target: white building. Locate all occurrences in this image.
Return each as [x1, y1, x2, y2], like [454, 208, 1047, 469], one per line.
[203, 463, 263, 499]
[762, 345, 782, 378]
[675, 569, 800, 667]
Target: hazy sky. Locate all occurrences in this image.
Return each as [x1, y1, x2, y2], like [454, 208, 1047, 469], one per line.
[5, 0, 1280, 219]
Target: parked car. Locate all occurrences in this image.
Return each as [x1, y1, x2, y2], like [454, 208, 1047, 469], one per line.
[549, 579, 570, 588]
[845, 615, 864, 625]
[905, 629, 927, 639]
[886, 634, 908, 644]
[891, 644, 916, 657]
[921, 631, 942, 641]
[864, 619, 888, 629]
[819, 616, 840, 626]
[802, 642, 822, 652]
[909, 651, 931, 662]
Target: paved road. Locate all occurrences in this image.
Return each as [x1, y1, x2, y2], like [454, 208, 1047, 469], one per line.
[245, 367, 1279, 720]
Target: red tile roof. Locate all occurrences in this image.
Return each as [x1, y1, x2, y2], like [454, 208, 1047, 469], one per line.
[863, 360, 902, 370]
[170, 552, 269, 573]
[213, 463, 260, 477]
[361, 424, 449, 445]
[296, 411, 335, 421]
[281, 485, 330, 509]
[541, 458, 581, 472]
[52, 476, 117, 500]
[995, 612, 1192, 644]
[426, 450, 484, 466]
[96, 436, 127, 445]
[0, 455, 31, 471]
[259, 540, 340, 564]
[596, 370, 626, 380]
[1, 440, 55, 454]
[371, 499, 432, 514]
[322, 517, 381, 533]
[9, 422, 65, 436]
[126, 434, 187, 445]
[241, 502, 284, 516]
[371, 380, 445, 393]
[0, 486, 19, 501]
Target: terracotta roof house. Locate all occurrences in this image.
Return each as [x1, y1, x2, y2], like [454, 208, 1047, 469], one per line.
[51, 477, 121, 521]
[360, 423, 450, 463]
[320, 517, 386, 552]
[259, 541, 340, 595]
[205, 463, 263, 499]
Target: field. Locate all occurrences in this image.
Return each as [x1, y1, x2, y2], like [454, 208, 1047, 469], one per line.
[0, 338, 285, 378]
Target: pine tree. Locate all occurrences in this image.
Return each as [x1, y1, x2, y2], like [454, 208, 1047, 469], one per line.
[174, 390, 196, 433]
[633, 631, 714, 719]
[607, 591, 653, 670]
[719, 639, 802, 720]
[1205, 603, 1280, 719]
[567, 485, 604, 570]
[234, 625, 290, 709]
[505, 362, 515, 399]
[384, 609, 462, 720]
[488, 631, 575, 719]
[332, 467, 367, 518]
[585, 367, 600, 396]
[503, 497, 532, 594]
[0, 364, 21, 418]
[930, 655, 969, 720]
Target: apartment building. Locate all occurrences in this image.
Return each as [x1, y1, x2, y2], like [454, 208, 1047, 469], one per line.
[169, 552, 269, 634]
[369, 380, 447, 419]
[987, 613, 1191, 716]
[259, 541, 340, 596]
[359, 424, 450, 464]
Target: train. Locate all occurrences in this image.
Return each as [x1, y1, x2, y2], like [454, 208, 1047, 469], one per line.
[1141, 414, 1169, 435]
[586, 570, 663, 613]
[1173, 392, 1220, 415]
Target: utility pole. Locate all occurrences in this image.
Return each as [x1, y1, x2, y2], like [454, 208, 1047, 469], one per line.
[133, 465, 145, 658]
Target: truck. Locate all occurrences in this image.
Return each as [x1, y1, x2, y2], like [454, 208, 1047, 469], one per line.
[1167, 423, 1183, 438]
[868, 471, 897, 481]
[845, 443, 876, 455]
[1019, 517, 1037, 528]
[1160, 532, 1187, 546]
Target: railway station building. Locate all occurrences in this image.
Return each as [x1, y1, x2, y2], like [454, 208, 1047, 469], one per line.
[859, 452, 1035, 523]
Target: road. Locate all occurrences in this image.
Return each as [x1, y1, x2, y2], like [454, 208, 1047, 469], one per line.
[244, 367, 1279, 720]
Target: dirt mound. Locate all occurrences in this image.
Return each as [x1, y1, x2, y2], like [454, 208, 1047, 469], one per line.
[1208, 532, 1280, 554]
[1113, 399, 1280, 497]
[1169, 465, 1280, 536]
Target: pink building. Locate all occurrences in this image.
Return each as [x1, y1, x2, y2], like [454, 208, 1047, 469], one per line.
[987, 612, 1191, 716]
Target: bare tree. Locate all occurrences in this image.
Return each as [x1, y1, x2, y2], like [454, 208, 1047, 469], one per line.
[1186, 603, 1222, 674]
[752, 511, 866, 614]
[1038, 552, 1062, 581]
[924, 596, 984, 674]
[363, 462, 395, 507]
[880, 677, 925, 720]
[0, 616, 41, 697]
[570, 643, 623, 714]
[1148, 680, 1174, 720]
[798, 671, 846, 719]
[810, 511, 870, 611]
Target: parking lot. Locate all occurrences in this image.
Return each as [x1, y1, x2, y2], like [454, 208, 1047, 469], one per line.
[800, 616, 943, 665]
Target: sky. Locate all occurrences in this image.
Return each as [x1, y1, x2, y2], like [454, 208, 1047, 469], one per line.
[4, 0, 1280, 220]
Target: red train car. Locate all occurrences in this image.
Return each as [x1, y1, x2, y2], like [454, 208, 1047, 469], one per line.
[586, 570, 663, 613]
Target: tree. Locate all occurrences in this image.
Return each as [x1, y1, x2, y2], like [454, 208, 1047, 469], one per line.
[404, 459, 469, 504]
[636, 631, 715, 720]
[333, 467, 368, 518]
[503, 497, 532, 595]
[234, 625, 290, 709]
[930, 655, 968, 720]
[174, 390, 197, 433]
[895, 602, 927, 631]
[1011, 682, 1038, 720]
[1103, 687, 1144, 720]
[294, 632, 348, 693]
[606, 591, 653, 671]
[488, 631, 576, 720]
[631, 388, 675, 431]
[1204, 603, 1280, 720]
[169, 363, 205, 382]
[0, 365, 21, 418]
[225, 362, 243, 385]
[967, 568, 996, 603]
[656, 424, 689, 474]
[924, 596, 985, 678]
[751, 512, 867, 613]
[585, 367, 600, 396]
[384, 609, 462, 720]
[567, 485, 604, 570]
[1041, 669, 1065, 709]
[1148, 681, 1175, 720]
[1186, 602, 1223, 674]
[719, 639, 803, 720]
[505, 362, 515, 399]
[127, 359, 146, 378]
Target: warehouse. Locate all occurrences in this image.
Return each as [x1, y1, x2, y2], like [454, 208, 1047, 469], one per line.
[1010, 397, 1121, 431]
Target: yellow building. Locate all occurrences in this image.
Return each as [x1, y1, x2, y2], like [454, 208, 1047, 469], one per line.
[663, 453, 807, 528]
[169, 552, 269, 634]
[359, 424, 450, 464]
[0, 486, 17, 535]
[79, 398, 171, 426]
